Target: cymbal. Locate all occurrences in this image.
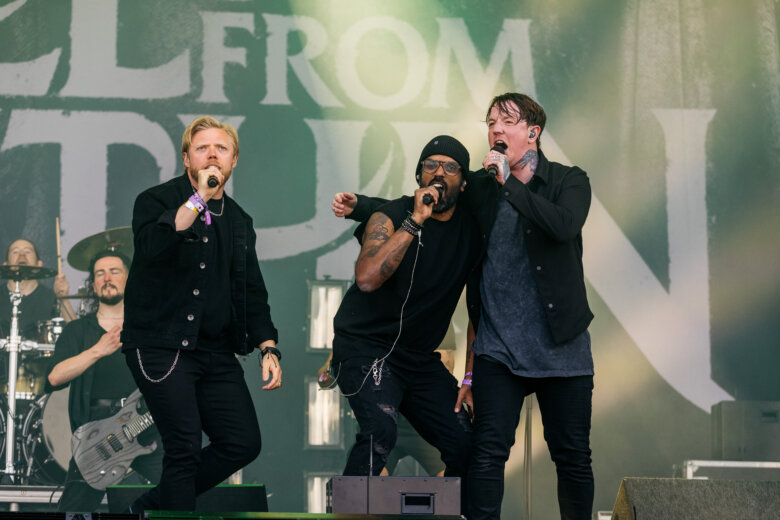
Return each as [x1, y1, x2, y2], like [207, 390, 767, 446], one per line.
[0, 265, 57, 281]
[67, 226, 134, 272]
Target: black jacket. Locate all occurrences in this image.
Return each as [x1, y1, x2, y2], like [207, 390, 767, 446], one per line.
[121, 174, 277, 355]
[463, 150, 593, 344]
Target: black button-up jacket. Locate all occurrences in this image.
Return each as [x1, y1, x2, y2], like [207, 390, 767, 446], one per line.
[463, 150, 593, 344]
[121, 173, 278, 355]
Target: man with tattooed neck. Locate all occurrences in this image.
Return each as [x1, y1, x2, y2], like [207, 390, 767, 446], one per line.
[331, 135, 480, 514]
[456, 93, 595, 520]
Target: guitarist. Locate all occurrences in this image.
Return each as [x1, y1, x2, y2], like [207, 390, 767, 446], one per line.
[46, 250, 162, 512]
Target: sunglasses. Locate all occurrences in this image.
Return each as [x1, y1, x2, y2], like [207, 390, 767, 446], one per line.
[420, 159, 461, 176]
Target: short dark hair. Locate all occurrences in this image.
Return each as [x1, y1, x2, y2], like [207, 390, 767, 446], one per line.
[88, 251, 130, 284]
[6, 238, 40, 263]
[486, 93, 547, 149]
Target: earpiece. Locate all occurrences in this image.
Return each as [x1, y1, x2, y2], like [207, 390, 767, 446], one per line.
[416, 173, 421, 183]
[529, 130, 537, 139]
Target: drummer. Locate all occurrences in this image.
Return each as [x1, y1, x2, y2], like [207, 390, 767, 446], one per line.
[46, 250, 161, 512]
[0, 238, 77, 338]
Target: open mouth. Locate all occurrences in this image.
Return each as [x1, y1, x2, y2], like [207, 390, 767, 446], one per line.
[493, 139, 507, 151]
[428, 180, 446, 194]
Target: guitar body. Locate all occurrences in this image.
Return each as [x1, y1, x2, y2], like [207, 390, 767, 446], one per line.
[72, 388, 157, 490]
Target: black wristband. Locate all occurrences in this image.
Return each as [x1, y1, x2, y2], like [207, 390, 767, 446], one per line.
[260, 346, 282, 361]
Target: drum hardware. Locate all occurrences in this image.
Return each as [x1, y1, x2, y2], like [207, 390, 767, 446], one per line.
[0, 226, 134, 484]
[1, 264, 56, 483]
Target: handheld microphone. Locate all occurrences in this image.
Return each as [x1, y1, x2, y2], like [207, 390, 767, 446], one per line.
[487, 142, 508, 176]
[207, 177, 219, 188]
[422, 186, 443, 205]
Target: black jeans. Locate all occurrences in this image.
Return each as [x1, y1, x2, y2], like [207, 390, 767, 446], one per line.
[124, 347, 261, 511]
[467, 356, 594, 520]
[338, 357, 471, 511]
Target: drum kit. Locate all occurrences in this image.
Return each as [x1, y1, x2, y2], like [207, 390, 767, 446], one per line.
[0, 226, 133, 485]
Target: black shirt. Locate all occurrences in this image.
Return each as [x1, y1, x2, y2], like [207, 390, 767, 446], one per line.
[197, 198, 233, 351]
[46, 313, 136, 430]
[333, 197, 481, 370]
[0, 284, 57, 339]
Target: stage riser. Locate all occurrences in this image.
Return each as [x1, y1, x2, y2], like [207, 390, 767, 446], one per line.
[611, 477, 780, 520]
[106, 484, 267, 514]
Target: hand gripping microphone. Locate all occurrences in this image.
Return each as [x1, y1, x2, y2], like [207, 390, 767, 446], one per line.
[422, 185, 443, 205]
[487, 142, 508, 176]
[206, 166, 219, 188]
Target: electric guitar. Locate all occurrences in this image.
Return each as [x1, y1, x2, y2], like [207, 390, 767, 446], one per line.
[71, 388, 157, 490]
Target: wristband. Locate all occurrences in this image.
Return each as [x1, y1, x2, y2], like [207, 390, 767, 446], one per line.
[184, 200, 200, 214]
[188, 194, 211, 225]
[260, 345, 282, 362]
[461, 370, 473, 387]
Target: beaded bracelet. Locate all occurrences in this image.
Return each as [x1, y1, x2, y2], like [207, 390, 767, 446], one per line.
[401, 216, 423, 236]
[461, 370, 473, 387]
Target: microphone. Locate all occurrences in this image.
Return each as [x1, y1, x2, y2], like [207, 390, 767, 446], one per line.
[487, 142, 508, 176]
[422, 186, 443, 205]
[207, 177, 219, 188]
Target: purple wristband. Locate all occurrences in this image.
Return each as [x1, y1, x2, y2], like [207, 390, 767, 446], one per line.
[188, 194, 211, 226]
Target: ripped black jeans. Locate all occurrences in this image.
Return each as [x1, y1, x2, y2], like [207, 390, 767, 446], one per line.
[339, 357, 471, 480]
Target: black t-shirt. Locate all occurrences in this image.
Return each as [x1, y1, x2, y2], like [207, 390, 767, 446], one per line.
[332, 197, 481, 370]
[46, 313, 137, 429]
[0, 284, 57, 339]
[196, 198, 233, 351]
[91, 348, 137, 400]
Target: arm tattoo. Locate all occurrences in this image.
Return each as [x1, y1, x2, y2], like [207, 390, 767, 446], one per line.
[514, 149, 539, 173]
[379, 241, 408, 281]
[366, 223, 390, 242]
[359, 213, 392, 260]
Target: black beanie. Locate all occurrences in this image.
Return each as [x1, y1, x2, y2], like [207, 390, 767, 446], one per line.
[415, 135, 470, 180]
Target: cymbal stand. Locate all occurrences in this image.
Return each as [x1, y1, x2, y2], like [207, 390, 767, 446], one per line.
[4, 281, 22, 482]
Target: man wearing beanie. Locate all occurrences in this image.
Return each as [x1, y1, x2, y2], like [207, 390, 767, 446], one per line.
[330, 135, 481, 513]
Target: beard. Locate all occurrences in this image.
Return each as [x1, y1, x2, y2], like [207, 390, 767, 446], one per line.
[428, 178, 460, 213]
[97, 285, 124, 305]
[98, 293, 124, 305]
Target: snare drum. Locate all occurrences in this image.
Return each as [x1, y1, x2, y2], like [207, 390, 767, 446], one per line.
[22, 388, 70, 485]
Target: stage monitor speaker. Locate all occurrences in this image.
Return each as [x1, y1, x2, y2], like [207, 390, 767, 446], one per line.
[327, 475, 461, 516]
[611, 477, 780, 520]
[105, 484, 267, 513]
[711, 400, 780, 460]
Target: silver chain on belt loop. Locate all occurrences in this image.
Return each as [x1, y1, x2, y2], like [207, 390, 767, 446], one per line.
[137, 348, 180, 383]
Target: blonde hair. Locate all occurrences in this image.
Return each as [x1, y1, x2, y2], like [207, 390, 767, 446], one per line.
[181, 116, 239, 157]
